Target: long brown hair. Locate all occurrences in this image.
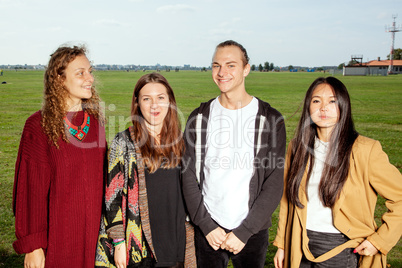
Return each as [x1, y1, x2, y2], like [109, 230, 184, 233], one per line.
[131, 73, 184, 173]
[286, 77, 358, 208]
[41, 45, 104, 147]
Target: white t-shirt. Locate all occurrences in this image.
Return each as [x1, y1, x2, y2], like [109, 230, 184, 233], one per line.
[306, 138, 341, 233]
[203, 97, 258, 229]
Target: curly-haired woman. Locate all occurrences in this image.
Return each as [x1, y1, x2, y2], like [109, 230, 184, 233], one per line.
[13, 45, 106, 267]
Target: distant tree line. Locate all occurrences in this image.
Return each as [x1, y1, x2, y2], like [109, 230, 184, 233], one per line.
[251, 61, 276, 72]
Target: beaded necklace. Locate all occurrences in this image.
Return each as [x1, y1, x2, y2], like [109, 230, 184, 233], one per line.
[64, 111, 90, 141]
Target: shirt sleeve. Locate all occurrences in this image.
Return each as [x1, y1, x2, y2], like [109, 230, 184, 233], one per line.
[181, 110, 218, 237]
[104, 133, 126, 240]
[365, 140, 402, 254]
[13, 114, 51, 254]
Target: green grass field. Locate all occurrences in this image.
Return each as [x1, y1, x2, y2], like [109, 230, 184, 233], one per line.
[0, 70, 401, 267]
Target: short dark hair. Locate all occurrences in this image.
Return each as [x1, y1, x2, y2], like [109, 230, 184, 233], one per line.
[215, 40, 249, 66]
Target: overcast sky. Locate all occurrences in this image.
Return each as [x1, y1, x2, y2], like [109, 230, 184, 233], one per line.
[1, 0, 401, 67]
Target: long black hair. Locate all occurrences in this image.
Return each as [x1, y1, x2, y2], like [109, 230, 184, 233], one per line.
[286, 77, 358, 208]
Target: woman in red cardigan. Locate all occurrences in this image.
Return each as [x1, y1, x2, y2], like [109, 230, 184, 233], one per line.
[13, 45, 106, 267]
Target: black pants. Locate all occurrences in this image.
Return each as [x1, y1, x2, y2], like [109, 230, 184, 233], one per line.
[194, 226, 268, 268]
[299, 230, 359, 268]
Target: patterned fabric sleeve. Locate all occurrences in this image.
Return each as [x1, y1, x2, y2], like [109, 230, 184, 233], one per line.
[95, 132, 127, 268]
[95, 129, 151, 267]
[104, 133, 126, 239]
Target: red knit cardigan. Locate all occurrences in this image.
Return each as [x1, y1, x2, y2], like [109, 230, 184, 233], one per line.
[13, 110, 106, 267]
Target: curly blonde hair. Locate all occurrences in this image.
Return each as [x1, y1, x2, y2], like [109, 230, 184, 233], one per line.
[41, 45, 104, 147]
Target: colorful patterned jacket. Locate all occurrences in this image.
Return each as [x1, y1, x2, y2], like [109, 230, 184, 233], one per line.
[95, 127, 196, 267]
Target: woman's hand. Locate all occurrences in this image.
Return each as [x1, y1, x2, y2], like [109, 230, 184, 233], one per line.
[354, 240, 379, 257]
[274, 248, 284, 268]
[24, 248, 45, 268]
[114, 242, 127, 268]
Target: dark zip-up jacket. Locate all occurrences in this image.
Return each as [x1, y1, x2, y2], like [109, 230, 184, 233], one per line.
[182, 97, 286, 243]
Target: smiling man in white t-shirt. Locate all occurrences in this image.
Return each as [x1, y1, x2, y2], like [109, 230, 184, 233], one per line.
[182, 40, 286, 268]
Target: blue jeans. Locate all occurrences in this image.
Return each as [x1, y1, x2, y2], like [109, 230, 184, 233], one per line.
[194, 226, 268, 268]
[299, 230, 359, 268]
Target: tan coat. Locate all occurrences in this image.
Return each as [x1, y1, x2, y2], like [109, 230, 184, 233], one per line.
[273, 136, 402, 268]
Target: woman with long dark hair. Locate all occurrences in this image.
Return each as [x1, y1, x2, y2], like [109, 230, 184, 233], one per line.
[273, 77, 402, 268]
[96, 73, 195, 268]
[13, 45, 106, 267]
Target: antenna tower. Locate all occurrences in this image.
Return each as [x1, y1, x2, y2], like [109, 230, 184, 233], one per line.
[385, 15, 402, 74]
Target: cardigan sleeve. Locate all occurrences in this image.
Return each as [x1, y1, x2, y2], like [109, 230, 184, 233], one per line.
[13, 112, 51, 254]
[365, 140, 402, 255]
[273, 142, 293, 249]
[181, 109, 218, 237]
[104, 133, 126, 240]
